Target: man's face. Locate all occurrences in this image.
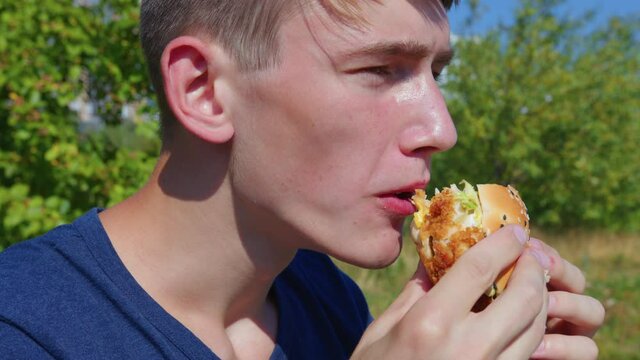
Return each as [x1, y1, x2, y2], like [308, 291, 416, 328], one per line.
[227, 0, 457, 267]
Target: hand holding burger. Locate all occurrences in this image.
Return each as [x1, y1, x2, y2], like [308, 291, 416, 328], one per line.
[410, 181, 538, 310]
[354, 181, 602, 359]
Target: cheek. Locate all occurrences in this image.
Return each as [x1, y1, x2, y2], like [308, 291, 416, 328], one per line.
[294, 99, 397, 195]
[227, 82, 409, 254]
[254, 96, 380, 180]
[230, 67, 407, 216]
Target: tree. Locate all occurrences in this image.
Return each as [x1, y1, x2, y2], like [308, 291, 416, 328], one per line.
[0, 0, 159, 248]
[1, 0, 638, 249]
[434, 0, 640, 231]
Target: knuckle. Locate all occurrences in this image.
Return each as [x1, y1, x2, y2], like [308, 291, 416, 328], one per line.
[417, 315, 447, 339]
[399, 310, 450, 351]
[415, 311, 449, 341]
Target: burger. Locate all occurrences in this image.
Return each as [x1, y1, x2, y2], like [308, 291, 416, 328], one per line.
[410, 181, 530, 311]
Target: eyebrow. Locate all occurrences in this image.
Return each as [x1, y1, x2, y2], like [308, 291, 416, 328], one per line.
[338, 40, 455, 65]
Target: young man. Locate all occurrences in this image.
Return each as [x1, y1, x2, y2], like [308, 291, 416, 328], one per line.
[0, 0, 603, 358]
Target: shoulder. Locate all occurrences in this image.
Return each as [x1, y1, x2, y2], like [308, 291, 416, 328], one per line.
[0, 221, 88, 352]
[0, 219, 85, 281]
[0, 208, 102, 279]
[0, 208, 101, 271]
[1, 221, 83, 264]
[0, 210, 108, 331]
[0, 210, 148, 356]
[0, 221, 87, 317]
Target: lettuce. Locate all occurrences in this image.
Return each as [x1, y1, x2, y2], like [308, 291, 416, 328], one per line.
[452, 180, 482, 225]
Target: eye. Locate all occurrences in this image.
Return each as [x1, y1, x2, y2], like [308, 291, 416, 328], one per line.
[348, 64, 411, 87]
[349, 65, 395, 80]
[345, 65, 397, 87]
[362, 66, 392, 77]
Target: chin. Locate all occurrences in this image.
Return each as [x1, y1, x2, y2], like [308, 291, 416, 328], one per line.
[332, 229, 403, 269]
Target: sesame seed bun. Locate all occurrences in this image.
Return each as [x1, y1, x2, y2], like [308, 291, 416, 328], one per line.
[477, 184, 530, 235]
[477, 184, 530, 301]
[410, 182, 530, 311]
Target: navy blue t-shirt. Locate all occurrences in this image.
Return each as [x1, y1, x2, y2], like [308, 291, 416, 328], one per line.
[0, 209, 372, 359]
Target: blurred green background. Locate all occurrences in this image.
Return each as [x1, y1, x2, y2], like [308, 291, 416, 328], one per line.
[1, 0, 638, 358]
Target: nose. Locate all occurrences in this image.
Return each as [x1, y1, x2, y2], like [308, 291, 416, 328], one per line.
[397, 76, 457, 156]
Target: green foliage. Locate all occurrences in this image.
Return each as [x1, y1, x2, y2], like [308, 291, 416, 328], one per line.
[1, 0, 638, 248]
[0, 0, 159, 248]
[587, 256, 640, 358]
[434, 0, 640, 231]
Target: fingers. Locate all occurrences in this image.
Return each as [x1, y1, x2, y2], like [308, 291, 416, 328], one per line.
[547, 291, 605, 337]
[383, 263, 432, 317]
[479, 250, 548, 353]
[497, 282, 548, 360]
[358, 263, 432, 347]
[530, 334, 598, 360]
[529, 238, 586, 294]
[426, 225, 529, 315]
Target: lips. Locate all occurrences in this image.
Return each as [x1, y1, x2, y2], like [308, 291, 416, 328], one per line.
[378, 194, 416, 216]
[377, 182, 427, 216]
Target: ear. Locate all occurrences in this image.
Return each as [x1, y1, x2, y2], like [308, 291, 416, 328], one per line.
[161, 36, 234, 143]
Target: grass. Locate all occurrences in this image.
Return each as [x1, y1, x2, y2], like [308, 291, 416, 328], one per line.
[336, 228, 640, 359]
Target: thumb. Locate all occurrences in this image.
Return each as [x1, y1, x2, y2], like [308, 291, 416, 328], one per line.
[360, 261, 432, 345]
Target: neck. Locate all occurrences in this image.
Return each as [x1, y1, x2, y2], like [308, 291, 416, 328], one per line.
[99, 147, 296, 350]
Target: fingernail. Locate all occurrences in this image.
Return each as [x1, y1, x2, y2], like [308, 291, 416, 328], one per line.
[514, 226, 529, 245]
[530, 248, 551, 270]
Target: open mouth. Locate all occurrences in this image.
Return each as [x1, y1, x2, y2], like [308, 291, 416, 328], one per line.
[396, 191, 415, 201]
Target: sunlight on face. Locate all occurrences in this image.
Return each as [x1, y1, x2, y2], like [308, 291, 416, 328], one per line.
[228, 0, 457, 268]
[394, 74, 428, 103]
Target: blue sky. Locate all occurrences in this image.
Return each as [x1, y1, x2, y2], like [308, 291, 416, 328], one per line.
[448, 0, 640, 35]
